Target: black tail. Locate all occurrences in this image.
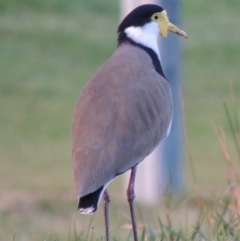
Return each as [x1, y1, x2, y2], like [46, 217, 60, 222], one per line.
[78, 186, 104, 214]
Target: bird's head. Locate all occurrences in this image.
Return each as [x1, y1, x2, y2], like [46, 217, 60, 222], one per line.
[118, 4, 187, 46]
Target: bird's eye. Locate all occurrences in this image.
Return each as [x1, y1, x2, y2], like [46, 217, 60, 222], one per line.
[154, 15, 158, 20]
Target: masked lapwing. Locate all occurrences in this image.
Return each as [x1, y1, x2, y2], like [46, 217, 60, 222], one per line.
[72, 4, 187, 241]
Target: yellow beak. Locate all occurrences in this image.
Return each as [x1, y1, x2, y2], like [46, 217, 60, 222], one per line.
[152, 10, 188, 38]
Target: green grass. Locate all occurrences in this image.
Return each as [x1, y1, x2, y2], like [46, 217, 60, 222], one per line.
[0, 0, 240, 240]
[183, 0, 240, 193]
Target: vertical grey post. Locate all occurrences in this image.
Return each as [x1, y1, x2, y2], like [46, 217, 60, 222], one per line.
[159, 0, 184, 193]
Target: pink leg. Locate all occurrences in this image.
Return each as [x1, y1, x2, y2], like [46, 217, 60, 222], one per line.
[127, 166, 138, 241]
[103, 190, 110, 241]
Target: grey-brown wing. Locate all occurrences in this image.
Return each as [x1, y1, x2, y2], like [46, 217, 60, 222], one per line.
[72, 52, 172, 197]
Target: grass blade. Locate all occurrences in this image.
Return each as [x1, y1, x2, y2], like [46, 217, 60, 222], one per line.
[86, 214, 95, 241]
[140, 226, 146, 241]
[223, 102, 240, 165]
[146, 220, 155, 241]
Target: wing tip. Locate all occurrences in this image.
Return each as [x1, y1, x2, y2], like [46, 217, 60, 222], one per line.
[77, 186, 104, 214]
[78, 205, 96, 214]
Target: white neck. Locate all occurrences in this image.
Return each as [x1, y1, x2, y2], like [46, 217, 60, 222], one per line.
[124, 21, 161, 61]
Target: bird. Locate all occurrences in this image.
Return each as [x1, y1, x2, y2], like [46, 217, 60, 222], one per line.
[71, 4, 187, 241]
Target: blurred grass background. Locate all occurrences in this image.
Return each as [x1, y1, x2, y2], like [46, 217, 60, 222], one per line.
[0, 0, 240, 240]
